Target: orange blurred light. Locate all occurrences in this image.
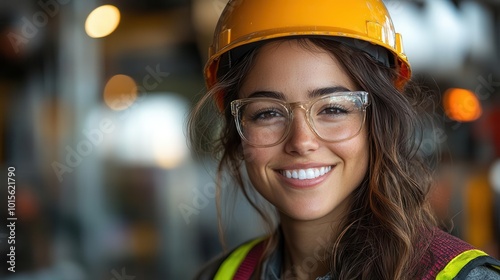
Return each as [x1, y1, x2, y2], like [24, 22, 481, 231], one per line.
[443, 88, 482, 122]
[104, 74, 138, 111]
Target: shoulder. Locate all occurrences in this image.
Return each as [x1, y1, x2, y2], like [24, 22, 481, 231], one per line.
[193, 253, 228, 280]
[418, 228, 500, 279]
[427, 227, 475, 252]
[465, 266, 500, 279]
[419, 228, 475, 268]
[193, 237, 266, 280]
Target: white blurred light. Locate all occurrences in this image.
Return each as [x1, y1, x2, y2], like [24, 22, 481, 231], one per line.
[426, 0, 467, 71]
[387, 0, 494, 75]
[112, 94, 190, 169]
[490, 159, 500, 194]
[461, 1, 495, 61]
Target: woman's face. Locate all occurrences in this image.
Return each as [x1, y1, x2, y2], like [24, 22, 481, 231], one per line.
[239, 40, 369, 222]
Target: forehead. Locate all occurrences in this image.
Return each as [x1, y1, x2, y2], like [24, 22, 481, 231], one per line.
[239, 40, 356, 100]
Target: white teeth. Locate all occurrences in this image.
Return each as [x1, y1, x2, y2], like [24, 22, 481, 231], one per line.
[280, 166, 332, 180]
[306, 169, 315, 179]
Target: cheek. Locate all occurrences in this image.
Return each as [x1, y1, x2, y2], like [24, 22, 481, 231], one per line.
[240, 142, 274, 166]
[335, 132, 369, 173]
[241, 144, 276, 189]
[241, 145, 264, 177]
[241, 144, 259, 164]
[350, 135, 370, 178]
[242, 147, 268, 195]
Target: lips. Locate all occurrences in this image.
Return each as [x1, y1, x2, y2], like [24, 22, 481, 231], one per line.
[279, 166, 332, 180]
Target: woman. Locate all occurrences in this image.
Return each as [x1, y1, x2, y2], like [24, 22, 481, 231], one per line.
[190, 0, 500, 279]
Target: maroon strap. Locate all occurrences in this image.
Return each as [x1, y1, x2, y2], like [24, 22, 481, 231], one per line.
[418, 228, 475, 280]
[233, 240, 266, 280]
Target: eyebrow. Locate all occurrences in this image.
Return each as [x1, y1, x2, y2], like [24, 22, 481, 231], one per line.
[308, 86, 352, 98]
[246, 90, 286, 99]
[245, 86, 352, 100]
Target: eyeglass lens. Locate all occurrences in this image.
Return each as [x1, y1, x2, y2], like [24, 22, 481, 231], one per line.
[236, 94, 366, 146]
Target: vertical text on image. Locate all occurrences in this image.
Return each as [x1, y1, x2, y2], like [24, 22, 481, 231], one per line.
[6, 166, 17, 273]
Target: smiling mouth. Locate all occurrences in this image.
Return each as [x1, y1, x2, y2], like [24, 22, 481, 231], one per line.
[279, 166, 333, 180]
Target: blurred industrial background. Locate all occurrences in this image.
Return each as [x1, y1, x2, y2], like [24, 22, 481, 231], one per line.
[0, 0, 499, 279]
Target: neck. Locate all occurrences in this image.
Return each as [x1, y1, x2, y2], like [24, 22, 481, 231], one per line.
[279, 216, 339, 279]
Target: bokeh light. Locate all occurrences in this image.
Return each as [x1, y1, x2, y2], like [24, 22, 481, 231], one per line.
[490, 159, 500, 193]
[111, 94, 190, 169]
[103, 74, 138, 111]
[443, 88, 483, 122]
[85, 5, 121, 38]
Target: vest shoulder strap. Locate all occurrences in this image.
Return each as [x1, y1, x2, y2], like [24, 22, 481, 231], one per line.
[437, 249, 500, 279]
[419, 228, 500, 280]
[214, 237, 266, 280]
[214, 229, 500, 279]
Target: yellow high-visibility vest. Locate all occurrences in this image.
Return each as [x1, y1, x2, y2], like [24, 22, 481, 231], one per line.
[214, 235, 500, 279]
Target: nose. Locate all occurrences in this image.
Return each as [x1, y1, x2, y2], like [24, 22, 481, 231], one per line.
[284, 110, 320, 155]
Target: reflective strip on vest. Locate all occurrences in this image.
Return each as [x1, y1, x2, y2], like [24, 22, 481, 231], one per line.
[436, 249, 488, 279]
[215, 239, 499, 279]
[214, 238, 264, 280]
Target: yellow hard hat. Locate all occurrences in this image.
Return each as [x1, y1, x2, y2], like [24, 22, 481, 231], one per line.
[206, 0, 411, 110]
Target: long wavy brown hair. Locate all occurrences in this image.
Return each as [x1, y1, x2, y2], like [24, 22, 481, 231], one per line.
[189, 38, 438, 279]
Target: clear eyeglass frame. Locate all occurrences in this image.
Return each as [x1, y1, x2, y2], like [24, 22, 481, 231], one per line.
[230, 91, 370, 147]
